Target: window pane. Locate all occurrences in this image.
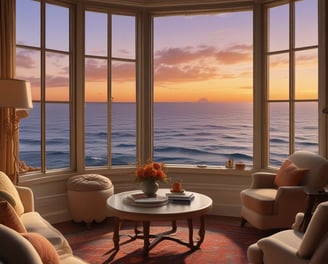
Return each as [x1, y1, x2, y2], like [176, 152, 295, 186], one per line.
[268, 53, 289, 100]
[19, 103, 41, 170]
[85, 103, 108, 166]
[46, 4, 69, 51]
[85, 58, 108, 166]
[268, 4, 289, 52]
[46, 103, 70, 169]
[295, 49, 318, 100]
[46, 52, 70, 101]
[295, 0, 318, 48]
[16, 48, 41, 101]
[85, 11, 107, 56]
[295, 102, 318, 153]
[111, 61, 136, 165]
[153, 11, 253, 166]
[17, 48, 42, 171]
[269, 102, 289, 166]
[16, 0, 40, 47]
[112, 15, 135, 59]
[85, 58, 108, 101]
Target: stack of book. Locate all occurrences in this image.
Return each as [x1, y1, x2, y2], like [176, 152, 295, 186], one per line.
[166, 191, 195, 203]
[125, 193, 169, 207]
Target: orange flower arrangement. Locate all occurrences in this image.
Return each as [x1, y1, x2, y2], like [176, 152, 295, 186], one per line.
[135, 162, 169, 183]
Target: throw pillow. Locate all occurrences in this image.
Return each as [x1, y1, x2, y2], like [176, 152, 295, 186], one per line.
[22, 232, 60, 264]
[274, 159, 308, 187]
[0, 200, 27, 233]
[0, 171, 25, 215]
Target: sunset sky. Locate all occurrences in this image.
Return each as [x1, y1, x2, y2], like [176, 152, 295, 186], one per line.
[15, 0, 317, 103]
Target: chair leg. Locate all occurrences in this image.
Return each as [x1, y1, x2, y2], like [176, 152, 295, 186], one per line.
[240, 217, 247, 227]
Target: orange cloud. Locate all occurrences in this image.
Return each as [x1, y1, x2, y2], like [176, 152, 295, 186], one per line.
[154, 44, 253, 84]
[16, 50, 36, 68]
[215, 44, 252, 64]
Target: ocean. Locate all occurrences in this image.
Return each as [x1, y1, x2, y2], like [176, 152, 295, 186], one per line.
[19, 102, 318, 169]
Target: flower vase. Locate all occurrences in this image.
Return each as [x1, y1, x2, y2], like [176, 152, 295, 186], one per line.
[140, 181, 159, 196]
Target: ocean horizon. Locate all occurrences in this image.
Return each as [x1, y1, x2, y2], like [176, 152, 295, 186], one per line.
[19, 102, 318, 169]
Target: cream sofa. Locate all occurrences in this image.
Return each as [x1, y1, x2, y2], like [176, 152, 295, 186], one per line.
[0, 171, 88, 264]
[248, 201, 328, 264]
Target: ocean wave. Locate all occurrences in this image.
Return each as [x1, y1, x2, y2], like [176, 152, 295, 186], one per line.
[270, 138, 288, 144]
[19, 102, 319, 167]
[155, 146, 217, 156]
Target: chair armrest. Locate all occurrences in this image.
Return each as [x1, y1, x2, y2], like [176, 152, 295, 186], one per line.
[250, 172, 276, 188]
[258, 235, 301, 263]
[275, 186, 307, 216]
[292, 212, 305, 232]
[16, 186, 35, 213]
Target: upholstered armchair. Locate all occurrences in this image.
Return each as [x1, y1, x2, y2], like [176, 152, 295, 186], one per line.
[247, 201, 328, 264]
[240, 151, 328, 230]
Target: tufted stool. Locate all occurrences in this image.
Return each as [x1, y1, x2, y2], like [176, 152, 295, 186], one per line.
[67, 174, 114, 224]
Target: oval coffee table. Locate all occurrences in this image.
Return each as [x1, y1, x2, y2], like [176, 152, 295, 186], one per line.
[106, 188, 213, 256]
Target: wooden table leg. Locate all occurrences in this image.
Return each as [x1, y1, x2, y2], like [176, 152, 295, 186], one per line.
[187, 218, 193, 247]
[113, 217, 121, 250]
[172, 220, 177, 233]
[197, 215, 206, 247]
[143, 221, 150, 257]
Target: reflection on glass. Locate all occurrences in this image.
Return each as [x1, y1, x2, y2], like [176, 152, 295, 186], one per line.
[268, 53, 289, 100]
[269, 4, 289, 52]
[85, 11, 107, 56]
[295, 49, 318, 100]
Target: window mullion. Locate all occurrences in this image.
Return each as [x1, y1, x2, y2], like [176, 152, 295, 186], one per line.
[289, 0, 295, 155]
[40, 1, 46, 173]
[108, 13, 112, 169]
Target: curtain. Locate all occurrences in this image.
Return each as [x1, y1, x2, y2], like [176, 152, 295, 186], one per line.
[0, 0, 18, 183]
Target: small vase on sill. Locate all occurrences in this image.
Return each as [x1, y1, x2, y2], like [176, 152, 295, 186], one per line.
[140, 181, 159, 196]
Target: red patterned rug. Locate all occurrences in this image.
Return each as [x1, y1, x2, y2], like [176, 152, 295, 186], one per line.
[55, 216, 264, 264]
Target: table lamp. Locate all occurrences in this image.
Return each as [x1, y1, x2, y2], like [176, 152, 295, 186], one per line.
[0, 79, 33, 109]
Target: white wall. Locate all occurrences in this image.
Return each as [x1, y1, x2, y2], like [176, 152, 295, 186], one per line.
[19, 167, 254, 224]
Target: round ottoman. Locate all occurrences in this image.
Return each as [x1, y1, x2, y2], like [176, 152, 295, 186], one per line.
[67, 174, 114, 224]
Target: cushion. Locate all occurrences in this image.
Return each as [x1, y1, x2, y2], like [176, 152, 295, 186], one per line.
[67, 174, 113, 191]
[0, 171, 24, 215]
[0, 200, 27, 233]
[240, 188, 277, 215]
[20, 211, 73, 255]
[21, 232, 60, 264]
[274, 160, 308, 187]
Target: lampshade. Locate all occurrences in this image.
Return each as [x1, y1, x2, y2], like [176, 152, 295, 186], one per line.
[0, 79, 33, 109]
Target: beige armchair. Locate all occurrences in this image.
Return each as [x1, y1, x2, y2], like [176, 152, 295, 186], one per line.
[247, 201, 328, 264]
[240, 151, 328, 230]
